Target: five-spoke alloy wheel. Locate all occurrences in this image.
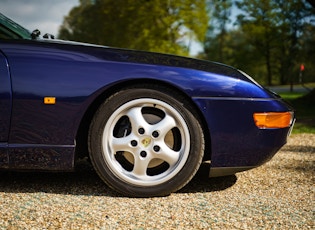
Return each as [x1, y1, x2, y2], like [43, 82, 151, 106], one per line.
[89, 85, 204, 197]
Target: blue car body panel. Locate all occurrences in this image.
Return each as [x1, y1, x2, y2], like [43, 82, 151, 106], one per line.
[0, 51, 11, 142]
[0, 39, 293, 174]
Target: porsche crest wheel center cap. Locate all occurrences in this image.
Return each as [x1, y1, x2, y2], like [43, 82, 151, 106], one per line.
[141, 137, 152, 148]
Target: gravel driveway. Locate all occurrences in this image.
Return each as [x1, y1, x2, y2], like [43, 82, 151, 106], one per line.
[0, 134, 314, 229]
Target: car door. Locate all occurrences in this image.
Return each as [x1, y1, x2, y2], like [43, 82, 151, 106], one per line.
[0, 50, 11, 167]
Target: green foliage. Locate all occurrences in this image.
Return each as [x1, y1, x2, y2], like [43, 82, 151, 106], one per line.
[298, 24, 315, 85]
[206, 0, 233, 62]
[58, 0, 209, 56]
[203, 0, 315, 86]
[279, 89, 315, 134]
[236, 0, 281, 85]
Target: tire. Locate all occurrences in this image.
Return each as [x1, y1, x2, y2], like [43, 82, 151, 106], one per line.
[88, 85, 204, 197]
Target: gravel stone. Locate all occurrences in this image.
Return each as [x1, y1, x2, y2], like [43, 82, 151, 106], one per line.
[0, 134, 314, 229]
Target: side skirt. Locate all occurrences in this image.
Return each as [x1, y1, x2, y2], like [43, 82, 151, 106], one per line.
[7, 144, 75, 171]
[0, 143, 9, 168]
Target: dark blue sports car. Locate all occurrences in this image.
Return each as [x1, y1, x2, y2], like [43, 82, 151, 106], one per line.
[0, 13, 294, 197]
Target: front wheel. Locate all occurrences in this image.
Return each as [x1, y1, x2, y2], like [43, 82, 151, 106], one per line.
[88, 86, 204, 197]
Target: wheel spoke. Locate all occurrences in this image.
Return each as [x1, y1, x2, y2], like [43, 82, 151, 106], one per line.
[111, 136, 134, 153]
[126, 107, 149, 132]
[157, 143, 180, 166]
[152, 113, 177, 137]
[132, 156, 151, 177]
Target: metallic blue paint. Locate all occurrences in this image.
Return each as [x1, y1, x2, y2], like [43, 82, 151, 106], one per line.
[0, 37, 293, 174]
[193, 98, 292, 167]
[0, 51, 11, 142]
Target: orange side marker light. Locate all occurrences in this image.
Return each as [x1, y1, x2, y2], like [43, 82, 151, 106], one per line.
[253, 112, 293, 129]
[44, 97, 56, 105]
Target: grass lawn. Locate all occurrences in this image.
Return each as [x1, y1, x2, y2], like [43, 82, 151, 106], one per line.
[279, 89, 315, 134]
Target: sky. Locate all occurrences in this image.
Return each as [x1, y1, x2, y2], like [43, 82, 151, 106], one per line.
[0, 0, 79, 37]
[0, 0, 205, 55]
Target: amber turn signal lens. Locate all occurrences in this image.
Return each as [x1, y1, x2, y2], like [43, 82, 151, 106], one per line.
[44, 97, 56, 104]
[253, 112, 293, 129]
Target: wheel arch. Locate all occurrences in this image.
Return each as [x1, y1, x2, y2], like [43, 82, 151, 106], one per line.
[74, 79, 211, 163]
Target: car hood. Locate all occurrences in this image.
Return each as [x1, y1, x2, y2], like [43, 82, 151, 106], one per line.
[36, 38, 250, 83]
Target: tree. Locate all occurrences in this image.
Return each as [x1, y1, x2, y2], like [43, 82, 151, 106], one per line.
[202, 27, 267, 83]
[206, 0, 233, 62]
[58, 0, 209, 56]
[275, 0, 315, 84]
[236, 0, 281, 85]
[298, 23, 315, 83]
[235, 0, 315, 85]
[203, 0, 273, 84]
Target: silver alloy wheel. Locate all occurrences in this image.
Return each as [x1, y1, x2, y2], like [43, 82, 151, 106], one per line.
[102, 98, 190, 186]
